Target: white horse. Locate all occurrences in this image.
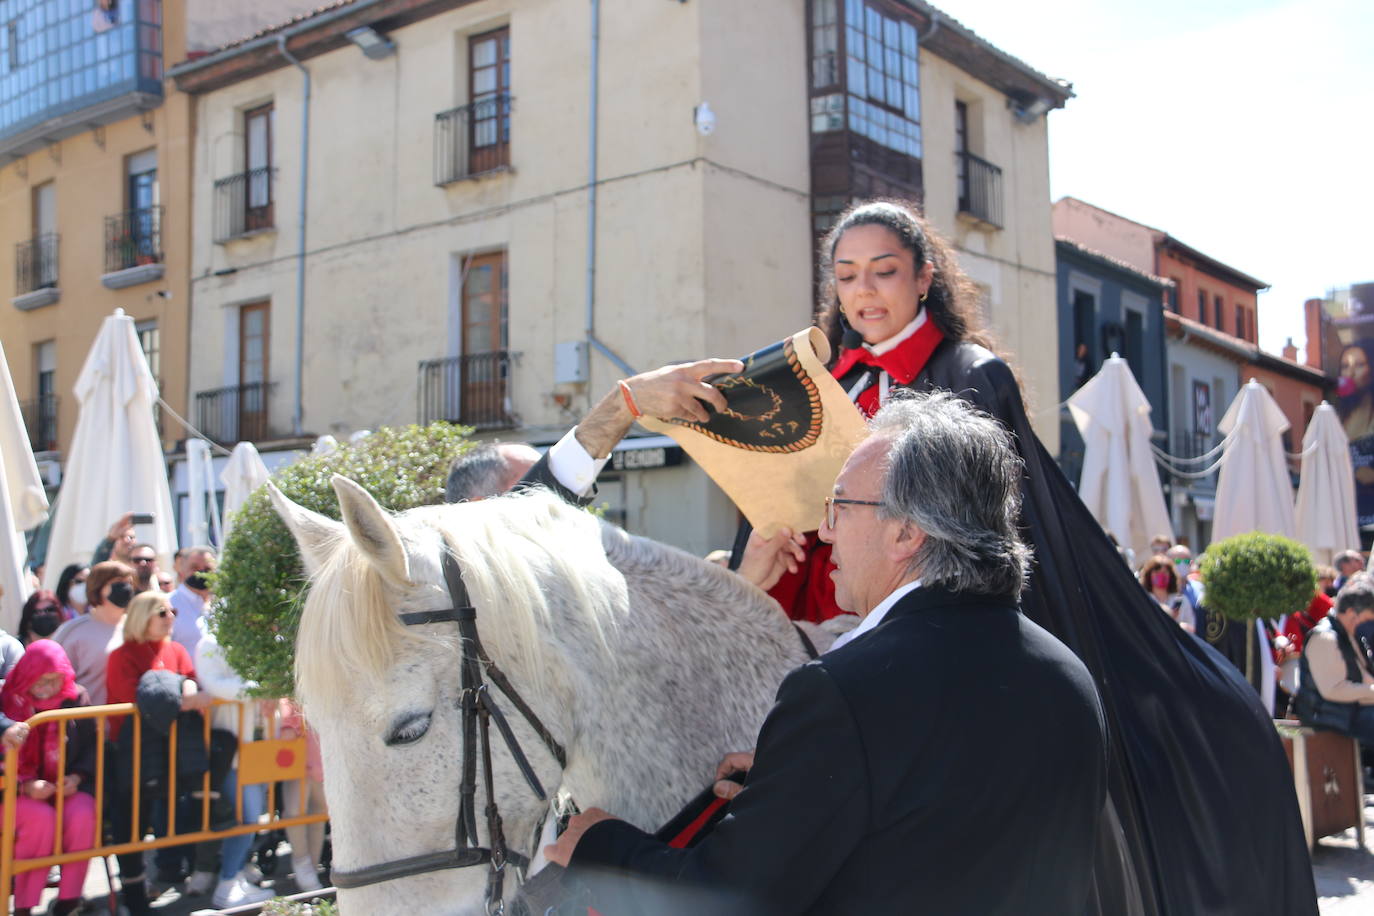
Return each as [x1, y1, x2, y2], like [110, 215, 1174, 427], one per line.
[269, 475, 827, 915]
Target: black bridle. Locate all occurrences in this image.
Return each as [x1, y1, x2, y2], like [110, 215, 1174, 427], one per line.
[331, 550, 569, 915]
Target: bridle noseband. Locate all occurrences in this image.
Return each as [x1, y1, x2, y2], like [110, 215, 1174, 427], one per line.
[331, 551, 568, 915]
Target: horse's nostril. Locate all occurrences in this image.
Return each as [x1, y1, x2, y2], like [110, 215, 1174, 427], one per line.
[385, 711, 432, 746]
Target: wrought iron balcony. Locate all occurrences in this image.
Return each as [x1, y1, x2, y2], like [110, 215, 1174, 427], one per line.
[104, 206, 164, 273]
[213, 167, 277, 242]
[20, 394, 59, 453]
[15, 234, 59, 295]
[195, 381, 275, 444]
[434, 94, 513, 186]
[956, 151, 1004, 229]
[418, 351, 517, 430]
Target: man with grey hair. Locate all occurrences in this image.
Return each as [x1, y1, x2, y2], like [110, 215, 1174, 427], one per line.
[548, 391, 1107, 914]
[444, 442, 542, 502]
[1333, 549, 1365, 591]
[1294, 571, 1374, 745]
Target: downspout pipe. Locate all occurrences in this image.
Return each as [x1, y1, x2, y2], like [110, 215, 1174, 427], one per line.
[585, 0, 635, 378]
[278, 33, 310, 437]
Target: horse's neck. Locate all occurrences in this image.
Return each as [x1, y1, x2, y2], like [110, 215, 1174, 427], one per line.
[546, 526, 809, 831]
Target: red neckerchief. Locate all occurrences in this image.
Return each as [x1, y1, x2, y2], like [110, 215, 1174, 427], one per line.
[831, 319, 945, 418]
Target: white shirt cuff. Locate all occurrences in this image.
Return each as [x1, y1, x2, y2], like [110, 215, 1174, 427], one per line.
[547, 428, 611, 498]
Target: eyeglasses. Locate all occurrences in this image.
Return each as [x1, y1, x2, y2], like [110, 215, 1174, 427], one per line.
[824, 496, 884, 529]
[156, 608, 177, 618]
[131, 557, 155, 564]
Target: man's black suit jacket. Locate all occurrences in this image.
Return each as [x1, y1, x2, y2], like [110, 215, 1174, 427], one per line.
[569, 584, 1108, 915]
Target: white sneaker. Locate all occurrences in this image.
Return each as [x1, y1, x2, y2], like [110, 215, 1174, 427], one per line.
[212, 876, 274, 909]
[185, 869, 217, 896]
[292, 857, 323, 893]
[239, 863, 264, 886]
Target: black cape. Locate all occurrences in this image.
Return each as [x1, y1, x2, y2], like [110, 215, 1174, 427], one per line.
[733, 339, 1316, 915]
[900, 340, 1315, 914]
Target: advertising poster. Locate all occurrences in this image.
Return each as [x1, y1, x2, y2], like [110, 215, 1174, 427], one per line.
[1320, 282, 1374, 534]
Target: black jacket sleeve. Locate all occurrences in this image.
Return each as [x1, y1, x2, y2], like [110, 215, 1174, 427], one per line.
[569, 663, 869, 915]
[516, 453, 595, 507]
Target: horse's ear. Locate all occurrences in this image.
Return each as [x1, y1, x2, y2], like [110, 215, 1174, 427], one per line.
[331, 475, 410, 584]
[266, 481, 343, 575]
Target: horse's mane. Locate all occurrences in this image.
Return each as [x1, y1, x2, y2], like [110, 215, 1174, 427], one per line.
[295, 490, 626, 713]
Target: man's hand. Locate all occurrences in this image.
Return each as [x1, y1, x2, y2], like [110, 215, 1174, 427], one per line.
[735, 528, 806, 592]
[574, 359, 744, 459]
[106, 512, 135, 540]
[61, 774, 81, 797]
[2, 721, 29, 751]
[543, 807, 616, 867]
[714, 750, 755, 800]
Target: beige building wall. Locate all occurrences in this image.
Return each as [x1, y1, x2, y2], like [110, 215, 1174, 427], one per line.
[1051, 196, 1157, 275]
[185, 0, 811, 553]
[918, 52, 1060, 450]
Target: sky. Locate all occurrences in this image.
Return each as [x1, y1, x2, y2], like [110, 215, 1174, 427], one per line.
[939, 0, 1373, 358]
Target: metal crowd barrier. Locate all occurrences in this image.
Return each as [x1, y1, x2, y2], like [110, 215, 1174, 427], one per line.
[0, 698, 329, 906]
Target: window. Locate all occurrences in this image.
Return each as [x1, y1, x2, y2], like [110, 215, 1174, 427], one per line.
[1125, 310, 1144, 382]
[844, 0, 921, 158]
[244, 103, 274, 232]
[810, 0, 839, 89]
[1071, 290, 1095, 388]
[136, 319, 160, 382]
[20, 182, 58, 290]
[462, 251, 508, 355]
[32, 340, 57, 451]
[1213, 295, 1224, 332]
[1167, 278, 1181, 312]
[117, 149, 161, 267]
[468, 27, 510, 174]
[238, 302, 270, 440]
[1196, 289, 1207, 324]
[1234, 304, 1246, 341]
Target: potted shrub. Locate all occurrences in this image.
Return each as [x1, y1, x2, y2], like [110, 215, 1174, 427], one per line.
[1199, 532, 1316, 687]
[208, 423, 474, 696]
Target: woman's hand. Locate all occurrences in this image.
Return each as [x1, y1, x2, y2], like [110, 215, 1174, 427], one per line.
[735, 527, 807, 592]
[180, 692, 212, 711]
[2, 721, 30, 751]
[61, 774, 81, 797]
[24, 780, 56, 801]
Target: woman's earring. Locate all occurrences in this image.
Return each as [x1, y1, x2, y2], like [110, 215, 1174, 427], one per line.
[919, 292, 928, 304]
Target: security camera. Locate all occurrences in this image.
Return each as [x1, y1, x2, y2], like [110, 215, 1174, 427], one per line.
[694, 102, 716, 136]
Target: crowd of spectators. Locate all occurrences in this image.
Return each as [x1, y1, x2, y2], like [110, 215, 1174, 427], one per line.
[1, 513, 328, 913]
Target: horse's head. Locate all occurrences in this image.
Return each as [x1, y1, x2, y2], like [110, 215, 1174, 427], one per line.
[269, 476, 598, 914]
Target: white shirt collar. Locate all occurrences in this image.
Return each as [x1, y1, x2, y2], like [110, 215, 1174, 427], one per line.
[865, 310, 926, 357]
[827, 579, 922, 652]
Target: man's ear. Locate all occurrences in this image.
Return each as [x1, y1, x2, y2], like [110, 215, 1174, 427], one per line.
[889, 522, 925, 568]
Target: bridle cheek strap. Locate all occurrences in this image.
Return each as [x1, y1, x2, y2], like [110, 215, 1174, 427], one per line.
[328, 550, 567, 916]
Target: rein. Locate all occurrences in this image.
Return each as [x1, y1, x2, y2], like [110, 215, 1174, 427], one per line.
[330, 550, 568, 915]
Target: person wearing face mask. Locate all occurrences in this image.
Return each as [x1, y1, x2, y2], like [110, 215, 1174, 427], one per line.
[51, 561, 135, 705]
[1294, 574, 1374, 753]
[169, 547, 216, 657]
[55, 564, 89, 619]
[17, 590, 66, 645]
[1137, 555, 1188, 631]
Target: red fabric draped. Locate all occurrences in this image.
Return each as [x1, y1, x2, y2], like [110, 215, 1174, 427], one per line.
[0, 639, 79, 782]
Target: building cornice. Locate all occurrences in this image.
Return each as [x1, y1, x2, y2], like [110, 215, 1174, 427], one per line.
[1164, 312, 1327, 387]
[1055, 237, 1172, 289]
[169, 0, 474, 94]
[897, 0, 1073, 110]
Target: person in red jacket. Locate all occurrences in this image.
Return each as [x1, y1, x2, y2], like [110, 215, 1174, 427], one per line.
[105, 591, 211, 915]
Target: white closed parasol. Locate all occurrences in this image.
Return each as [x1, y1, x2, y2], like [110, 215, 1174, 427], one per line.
[0, 339, 49, 630]
[43, 310, 178, 589]
[221, 441, 272, 540]
[1067, 353, 1173, 561]
[1294, 403, 1359, 568]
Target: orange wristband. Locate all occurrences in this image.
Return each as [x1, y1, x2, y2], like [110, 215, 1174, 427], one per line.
[617, 380, 643, 419]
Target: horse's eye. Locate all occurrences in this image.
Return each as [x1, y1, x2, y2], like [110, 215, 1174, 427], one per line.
[385, 712, 432, 747]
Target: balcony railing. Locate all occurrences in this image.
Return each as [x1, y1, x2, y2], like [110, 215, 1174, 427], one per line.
[213, 168, 277, 242]
[195, 381, 275, 444]
[434, 94, 513, 186]
[15, 234, 59, 295]
[104, 206, 164, 273]
[957, 151, 1004, 229]
[20, 394, 58, 453]
[418, 351, 517, 430]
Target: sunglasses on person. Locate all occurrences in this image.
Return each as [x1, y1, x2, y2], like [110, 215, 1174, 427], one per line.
[131, 556, 155, 565]
[156, 608, 178, 618]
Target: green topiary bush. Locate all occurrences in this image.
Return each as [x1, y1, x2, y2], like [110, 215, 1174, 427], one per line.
[1200, 532, 1316, 623]
[207, 423, 474, 697]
